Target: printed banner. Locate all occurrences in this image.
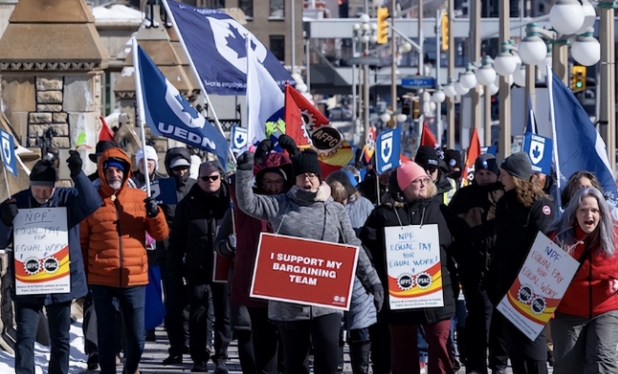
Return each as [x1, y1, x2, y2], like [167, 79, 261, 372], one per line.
[13, 208, 70, 295]
[497, 232, 579, 341]
[148, 178, 178, 205]
[0, 129, 17, 177]
[250, 233, 359, 310]
[522, 133, 554, 175]
[212, 252, 233, 283]
[385, 224, 444, 310]
[376, 128, 402, 175]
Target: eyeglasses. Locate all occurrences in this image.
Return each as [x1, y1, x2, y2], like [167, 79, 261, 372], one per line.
[299, 173, 318, 180]
[263, 179, 285, 186]
[200, 175, 220, 182]
[411, 178, 431, 186]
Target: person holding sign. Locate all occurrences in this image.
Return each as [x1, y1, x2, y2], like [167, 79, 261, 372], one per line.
[547, 187, 618, 374]
[488, 152, 555, 374]
[359, 161, 456, 374]
[0, 153, 102, 374]
[235, 149, 382, 374]
[80, 148, 169, 374]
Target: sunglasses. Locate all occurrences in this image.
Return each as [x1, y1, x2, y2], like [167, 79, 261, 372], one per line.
[200, 175, 220, 182]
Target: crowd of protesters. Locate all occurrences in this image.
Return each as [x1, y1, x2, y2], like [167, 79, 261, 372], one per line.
[1, 134, 618, 374]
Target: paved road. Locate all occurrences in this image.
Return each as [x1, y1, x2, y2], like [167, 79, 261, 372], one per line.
[131, 329, 554, 374]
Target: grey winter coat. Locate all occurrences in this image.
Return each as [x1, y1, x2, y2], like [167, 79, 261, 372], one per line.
[236, 167, 381, 322]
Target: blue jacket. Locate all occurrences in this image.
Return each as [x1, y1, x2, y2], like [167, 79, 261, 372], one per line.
[0, 172, 102, 305]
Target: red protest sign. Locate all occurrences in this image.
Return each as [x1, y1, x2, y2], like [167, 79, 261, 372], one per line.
[250, 233, 359, 310]
[212, 253, 233, 283]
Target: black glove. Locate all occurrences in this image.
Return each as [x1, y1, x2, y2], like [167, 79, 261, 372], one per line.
[278, 134, 300, 156]
[66, 150, 83, 176]
[254, 139, 273, 164]
[371, 283, 385, 313]
[144, 196, 159, 218]
[0, 199, 18, 226]
[236, 151, 254, 171]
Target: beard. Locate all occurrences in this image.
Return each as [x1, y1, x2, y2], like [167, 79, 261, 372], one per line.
[109, 181, 122, 190]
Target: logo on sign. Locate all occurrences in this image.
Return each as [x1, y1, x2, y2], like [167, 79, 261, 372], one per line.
[380, 133, 393, 163]
[1, 134, 10, 164]
[164, 81, 206, 130]
[529, 138, 545, 165]
[416, 272, 432, 289]
[208, 17, 268, 75]
[232, 126, 248, 150]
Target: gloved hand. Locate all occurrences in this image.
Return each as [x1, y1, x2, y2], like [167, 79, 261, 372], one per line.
[278, 134, 300, 156]
[0, 199, 18, 226]
[371, 283, 385, 313]
[228, 234, 237, 250]
[144, 196, 159, 218]
[254, 139, 273, 164]
[236, 151, 254, 171]
[66, 150, 83, 176]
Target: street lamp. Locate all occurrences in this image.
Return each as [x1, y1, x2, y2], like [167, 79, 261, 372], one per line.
[443, 79, 458, 98]
[493, 42, 519, 76]
[352, 14, 377, 146]
[476, 56, 497, 86]
[578, 0, 597, 34]
[549, 0, 585, 35]
[512, 65, 527, 87]
[459, 64, 478, 90]
[518, 27, 547, 66]
[571, 29, 602, 67]
[432, 89, 446, 103]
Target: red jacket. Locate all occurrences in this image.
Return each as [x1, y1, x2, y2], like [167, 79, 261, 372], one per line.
[553, 226, 618, 317]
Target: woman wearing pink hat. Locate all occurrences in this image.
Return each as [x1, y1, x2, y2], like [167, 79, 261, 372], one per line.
[360, 161, 456, 374]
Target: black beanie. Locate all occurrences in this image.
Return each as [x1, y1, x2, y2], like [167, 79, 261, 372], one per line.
[501, 151, 532, 180]
[474, 153, 499, 177]
[415, 146, 440, 170]
[30, 160, 58, 187]
[445, 150, 462, 169]
[292, 149, 321, 180]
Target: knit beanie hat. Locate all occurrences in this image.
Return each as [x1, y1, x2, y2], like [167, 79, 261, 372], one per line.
[103, 159, 126, 172]
[445, 149, 462, 169]
[30, 160, 58, 187]
[136, 146, 159, 172]
[501, 151, 532, 180]
[292, 149, 321, 180]
[415, 146, 440, 170]
[474, 153, 499, 176]
[397, 161, 428, 190]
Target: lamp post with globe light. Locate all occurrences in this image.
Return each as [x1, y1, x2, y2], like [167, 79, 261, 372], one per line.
[352, 14, 378, 146]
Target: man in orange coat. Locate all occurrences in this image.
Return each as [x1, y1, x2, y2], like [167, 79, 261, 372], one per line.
[80, 148, 169, 374]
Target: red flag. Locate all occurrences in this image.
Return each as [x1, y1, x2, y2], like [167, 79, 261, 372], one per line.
[420, 122, 438, 149]
[284, 84, 328, 148]
[461, 128, 481, 187]
[99, 116, 115, 142]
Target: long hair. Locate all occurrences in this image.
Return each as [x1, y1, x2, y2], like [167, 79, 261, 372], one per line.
[512, 174, 547, 208]
[561, 171, 602, 207]
[547, 187, 616, 256]
[328, 180, 348, 204]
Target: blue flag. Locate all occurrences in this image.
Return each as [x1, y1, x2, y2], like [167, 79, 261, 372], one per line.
[525, 95, 537, 134]
[376, 128, 402, 175]
[0, 129, 17, 177]
[548, 68, 617, 201]
[134, 45, 228, 167]
[164, 0, 293, 95]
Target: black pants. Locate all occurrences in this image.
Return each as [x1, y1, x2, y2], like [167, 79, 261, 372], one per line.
[368, 321, 391, 374]
[497, 313, 548, 374]
[159, 259, 189, 356]
[276, 313, 341, 374]
[248, 307, 279, 374]
[489, 309, 509, 372]
[188, 282, 231, 364]
[462, 283, 494, 374]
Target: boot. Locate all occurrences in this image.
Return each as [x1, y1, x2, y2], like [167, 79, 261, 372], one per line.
[214, 358, 229, 374]
[349, 341, 371, 374]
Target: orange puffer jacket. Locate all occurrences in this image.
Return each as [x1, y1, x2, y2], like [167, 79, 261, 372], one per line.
[80, 148, 169, 288]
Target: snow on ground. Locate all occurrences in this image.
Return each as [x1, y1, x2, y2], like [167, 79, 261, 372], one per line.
[0, 320, 87, 374]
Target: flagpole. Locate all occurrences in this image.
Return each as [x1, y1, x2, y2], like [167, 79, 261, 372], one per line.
[131, 37, 152, 197]
[2, 165, 10, 197]
[161, 0, 236, 164]
[546, 65, 562, 210]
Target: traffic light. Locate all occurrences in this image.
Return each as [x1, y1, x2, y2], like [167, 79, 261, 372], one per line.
[441, 11, 449, 51]
[572, 65, 586, 92]
[377, 7, 389, 45]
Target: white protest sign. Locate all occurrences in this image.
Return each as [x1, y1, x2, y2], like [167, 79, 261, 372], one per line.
[384, 224, 444, 310]
[497, 232, 579, 341]
[13, 208, 71, 295]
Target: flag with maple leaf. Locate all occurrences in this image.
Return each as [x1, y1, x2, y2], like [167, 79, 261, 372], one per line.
[283, 84, 326, 149]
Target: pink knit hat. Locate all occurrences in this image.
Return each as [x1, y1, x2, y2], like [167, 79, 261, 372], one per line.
[397, 161, 428, 190]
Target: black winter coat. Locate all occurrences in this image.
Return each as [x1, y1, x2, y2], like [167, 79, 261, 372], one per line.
[168, 183, 230, 285]
[487, 190, 555, 303]
[360, 192, 455, 325]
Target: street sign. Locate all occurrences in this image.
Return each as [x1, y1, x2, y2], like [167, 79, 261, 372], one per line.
[402, 77, 436, 89]
[346, 57, 381, 66]
[0, 129, 17, 177]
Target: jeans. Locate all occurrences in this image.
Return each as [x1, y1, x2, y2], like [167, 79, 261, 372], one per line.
[159, 259, 188, 356]
[552, 311, 618, 374]
[14, 301, 72, 374]
[248, 307, 279, 374]
[276, 313, 341, 374]
[188, 282, 231, 364]
[91, 285, 146, 374]
[390, 320, 454, 374]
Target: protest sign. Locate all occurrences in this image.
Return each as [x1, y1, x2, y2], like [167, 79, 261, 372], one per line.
[212, 252, 233, 283]
[13, 208, 70, 295]
[250, 233, 359, 310]
[497, 232, 579, 340]
[385, 224, 444, 310]
[147, 178, 178, 205]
